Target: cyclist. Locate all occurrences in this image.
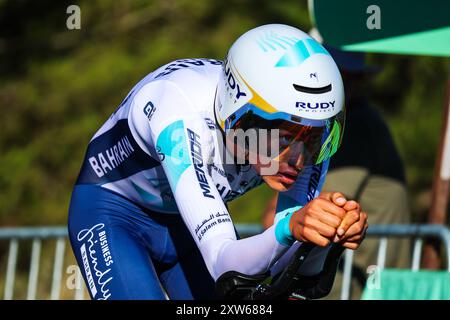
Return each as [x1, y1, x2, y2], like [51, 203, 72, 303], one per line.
[68, 24, 368, 300]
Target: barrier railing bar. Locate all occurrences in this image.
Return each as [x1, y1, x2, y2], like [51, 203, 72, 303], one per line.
[1, 224, 450, 301]
[412, 238, 423, 271]
[4, 239, 18, 300]
[365, 224, 450, 271]
[0, 227, 67, 240]
[75, 268, 85, 300]
[377, 237, 388, 270]
[27, 238, 41, 300]
[237, 224, 450, 270]
[51, 238, 66, 300]
[341, 249, 354, 300]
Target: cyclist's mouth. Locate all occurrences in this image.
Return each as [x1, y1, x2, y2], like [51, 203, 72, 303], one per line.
[276, 171, 298, 185]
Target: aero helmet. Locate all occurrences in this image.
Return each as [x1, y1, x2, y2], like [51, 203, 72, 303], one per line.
[215, 24, 345, 167]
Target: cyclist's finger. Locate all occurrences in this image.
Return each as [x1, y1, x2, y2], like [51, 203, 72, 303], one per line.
[304, 217, 336, 238]
[340, 214, 367, 241]
[344, 222, 369, 242]
[345, 234, 362, 243]
[318, 191, 333, 200]
[319, 192, 347, 207]
[301, 228, 331, 247]
[312, 198, 346, 219]
[331, 192, 347, 207]
[336, 209, 360, 237]
[342, 200, 360, 212]
[316, 211, 342, 229]
[341, 241, 359, 250]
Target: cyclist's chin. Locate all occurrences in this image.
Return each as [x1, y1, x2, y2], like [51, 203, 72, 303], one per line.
[262, 175, 296, 192]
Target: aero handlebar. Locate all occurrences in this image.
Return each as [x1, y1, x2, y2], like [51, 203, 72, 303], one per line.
[215, 243, 345, 300]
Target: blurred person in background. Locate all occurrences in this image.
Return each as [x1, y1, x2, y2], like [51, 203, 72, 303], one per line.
[262, 45, 411, 299]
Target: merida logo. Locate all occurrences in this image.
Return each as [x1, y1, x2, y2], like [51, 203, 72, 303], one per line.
[187, 128, 215, 199]
[307, 164, 322, 202]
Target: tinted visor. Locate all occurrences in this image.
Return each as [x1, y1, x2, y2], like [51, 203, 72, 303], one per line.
[226, 103, 345, 167]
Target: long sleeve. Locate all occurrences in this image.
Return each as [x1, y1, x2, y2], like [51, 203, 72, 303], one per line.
[131, 79, 290, 280]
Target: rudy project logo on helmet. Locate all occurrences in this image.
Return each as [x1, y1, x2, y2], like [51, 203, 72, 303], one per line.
[256, 32, 330, 67]
[223, 58, 247, 102]
[295, 100, 336, 113]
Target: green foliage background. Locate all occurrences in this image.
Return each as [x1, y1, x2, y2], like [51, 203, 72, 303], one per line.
[0, 0, 448, 226]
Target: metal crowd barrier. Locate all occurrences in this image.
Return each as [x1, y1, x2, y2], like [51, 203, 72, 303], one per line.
[340, 224, 450, 300]
[0, 227, 81, 300]
[1, 224, 450, 300]
[228, 224, 450, 300]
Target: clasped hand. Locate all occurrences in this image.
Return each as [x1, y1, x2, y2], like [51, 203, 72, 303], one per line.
[289, 192, 368, 249]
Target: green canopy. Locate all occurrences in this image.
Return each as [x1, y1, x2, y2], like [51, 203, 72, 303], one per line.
[310, 0, 450, 269]
[309, 0, 450, 56]
[362, 269, 450, 300]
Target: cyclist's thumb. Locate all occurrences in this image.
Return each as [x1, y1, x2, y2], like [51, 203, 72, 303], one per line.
[331, 192, 347, 207]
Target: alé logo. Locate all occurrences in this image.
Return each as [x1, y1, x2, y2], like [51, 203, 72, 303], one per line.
[143, 101, 156, 121]
[257, 32, 330, 67]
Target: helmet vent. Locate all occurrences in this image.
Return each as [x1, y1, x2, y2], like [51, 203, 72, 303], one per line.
[293, 83, 332, 94]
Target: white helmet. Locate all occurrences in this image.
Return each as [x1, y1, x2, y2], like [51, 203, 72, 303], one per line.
[215, 24, 345, 167]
